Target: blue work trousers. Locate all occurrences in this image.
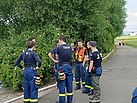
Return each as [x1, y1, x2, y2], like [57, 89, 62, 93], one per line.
[23, 68, 38, 103]
[84, 71, 93, 93]
[57, 65, 73, 103]
[75, 63, 86, 88]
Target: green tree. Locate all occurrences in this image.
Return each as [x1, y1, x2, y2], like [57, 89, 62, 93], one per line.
[0, 0, 127, 91]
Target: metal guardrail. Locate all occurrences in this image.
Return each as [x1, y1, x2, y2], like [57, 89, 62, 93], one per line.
[4, 48, 114, 103]
[102, 48, 114, 60]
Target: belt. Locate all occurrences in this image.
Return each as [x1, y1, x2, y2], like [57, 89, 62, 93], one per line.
[76, 61, 83, 64]
[61, 64, 70, 66]
[25, 67, 36, 70]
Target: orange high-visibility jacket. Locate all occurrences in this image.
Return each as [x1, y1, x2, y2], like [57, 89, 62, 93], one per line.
[75, 47, 86, 62]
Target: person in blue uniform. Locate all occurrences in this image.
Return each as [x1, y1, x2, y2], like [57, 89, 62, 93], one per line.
[82, 46, 93, 95]
[16, 41, 42, 103]
[87, 41, 102, 103]
[48, 40, 60, 87]
[132, 87, 137, 103]
[56, 36, 73, 103]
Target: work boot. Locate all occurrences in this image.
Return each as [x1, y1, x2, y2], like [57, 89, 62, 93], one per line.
[89, 99, 100, 103]
[89, 94, 94, 101]
[74, 86, 81, 90]
[89, 92, 100, 103]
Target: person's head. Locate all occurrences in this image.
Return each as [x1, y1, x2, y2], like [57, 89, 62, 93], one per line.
[58, 36, 66, 45]
[28, 37, 36, 42]
[87, 41, 97, 50]
[27, 41, 35, 50]
[77, 39, 83, 48]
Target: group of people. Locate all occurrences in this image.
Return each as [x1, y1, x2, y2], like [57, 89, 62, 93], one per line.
[16, 36, 103, 103]
[118, 39, 125, 46]
[48, 36, 103, 103]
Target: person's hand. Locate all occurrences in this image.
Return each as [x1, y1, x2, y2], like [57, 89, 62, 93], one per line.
[54, 69, 57, 72]
[54, 60, 58, 63]
[22, 67, 25, 70]
[82, 63, 85, 67]
[71, 43, 74, 51]
[36, 67, 40, 70]
[71, 43, 74, 47]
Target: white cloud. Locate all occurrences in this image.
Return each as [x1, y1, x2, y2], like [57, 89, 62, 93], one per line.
[127, 12, 137, 17]
[126, 12, 131, 16]
[124, 0, 137, 32]
[133, 12, 137, 16]
[124, 11, 137, 31]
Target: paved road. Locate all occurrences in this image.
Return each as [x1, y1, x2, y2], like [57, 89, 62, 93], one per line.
[39, 45, 137, 103]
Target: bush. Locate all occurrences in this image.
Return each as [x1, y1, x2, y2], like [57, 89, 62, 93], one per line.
[0, 25, 74, 91]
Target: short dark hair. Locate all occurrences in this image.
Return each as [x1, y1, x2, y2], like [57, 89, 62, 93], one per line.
[28, 37, 35, 41]
[78, 39, 83, 43]
[58, 36, 66, 42]
[27, 41, 35, 48]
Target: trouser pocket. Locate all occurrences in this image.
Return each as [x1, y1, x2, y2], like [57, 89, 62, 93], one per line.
[96, 67, 102, 76]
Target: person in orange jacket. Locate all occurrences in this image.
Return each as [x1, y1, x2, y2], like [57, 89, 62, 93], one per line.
[71, 39, 88, 90]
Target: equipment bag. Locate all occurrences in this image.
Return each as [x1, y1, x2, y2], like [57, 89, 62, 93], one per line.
[35, 74, 41, 85]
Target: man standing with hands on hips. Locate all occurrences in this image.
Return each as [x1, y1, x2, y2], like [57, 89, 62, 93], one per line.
[16, 41, 42, 103]
[56, 36, 73, 103]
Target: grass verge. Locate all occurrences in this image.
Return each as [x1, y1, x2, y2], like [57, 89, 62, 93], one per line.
[102, 46, 116, 64]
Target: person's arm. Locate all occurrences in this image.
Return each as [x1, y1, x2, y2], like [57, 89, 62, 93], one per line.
[48, 52, 58, 63]
[56, 46, 59, 61]
[89, 60, 93, 72]
[82, 58, 86, 67]
[88, 52, 95, 72]
[16, 54, 23, 69]
[82, 49, 89, 66]
[34, 53, 42, 70]
[71, 43, 74, 51]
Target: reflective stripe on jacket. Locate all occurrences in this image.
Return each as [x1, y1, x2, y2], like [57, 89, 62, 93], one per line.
[76, 47, 86, 62]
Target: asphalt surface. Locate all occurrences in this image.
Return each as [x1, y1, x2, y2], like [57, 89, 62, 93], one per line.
[39, 45, 137, 103]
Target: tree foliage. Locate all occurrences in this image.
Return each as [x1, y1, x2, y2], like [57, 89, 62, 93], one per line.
[0, 0, 126, 91]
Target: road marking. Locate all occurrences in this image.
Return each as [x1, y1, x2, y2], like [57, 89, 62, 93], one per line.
[103, 70, 109, 72]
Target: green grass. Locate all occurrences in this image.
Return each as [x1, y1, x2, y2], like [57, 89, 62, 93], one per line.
[115, 36, 137, 41]
[115, 36, 137, 48]
[125, 40, 137, 48]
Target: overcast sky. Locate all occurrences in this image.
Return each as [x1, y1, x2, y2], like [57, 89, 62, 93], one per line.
[124, 0, 137, 33]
